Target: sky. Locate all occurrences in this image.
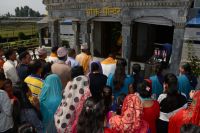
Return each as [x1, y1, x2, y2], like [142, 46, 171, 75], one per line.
[0, 0, 46, 15]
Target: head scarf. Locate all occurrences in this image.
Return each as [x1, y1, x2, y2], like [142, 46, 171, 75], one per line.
[109, 94, 149, 133]
[39, 74, 62, 132]
[38, 47, 47, 56]
[89, 61, 103, 74]
[169, 90, 200, 133]
[54, 75, 91, 133]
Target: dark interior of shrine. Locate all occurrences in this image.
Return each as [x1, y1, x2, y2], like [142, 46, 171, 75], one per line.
[93, 21, 122, 58]
[132, 22, 174, 62]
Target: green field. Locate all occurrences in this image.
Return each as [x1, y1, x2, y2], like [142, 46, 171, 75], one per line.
[0, 23, 37, 38]
[0, 38, 39, 50]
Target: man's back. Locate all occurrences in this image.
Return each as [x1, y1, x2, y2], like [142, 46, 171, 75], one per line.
[3, 60, 19, 86]
[101, 57, 117, 77]
[51, 62, 71, 88]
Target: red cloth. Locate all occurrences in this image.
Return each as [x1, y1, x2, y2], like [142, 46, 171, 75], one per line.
[104, 128, 114, 133]
[0, 58, 5, 70]
[109, 94, 149, 133]
[143, 100, 160, 133]
[168, 90, 200, 133]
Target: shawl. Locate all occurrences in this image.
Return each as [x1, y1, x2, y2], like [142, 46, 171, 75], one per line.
[109, 94, 149, 133]
[54, 75, 91, 133]
[168, 90, 200, 133]
[39, 74, 62, 132]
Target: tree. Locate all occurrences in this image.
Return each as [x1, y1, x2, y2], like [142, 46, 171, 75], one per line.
[0, 35, 2, 43]
[15, 6, 41, 17]
[18, 32, 26, 40]
[5, 12, 11, 17]
[187, 41, 200, 77]
[15, 7, 20, 17]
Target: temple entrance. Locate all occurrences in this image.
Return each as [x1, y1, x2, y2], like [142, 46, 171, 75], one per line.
[132, 22, 174, 62]
[93, 21, 122, 58]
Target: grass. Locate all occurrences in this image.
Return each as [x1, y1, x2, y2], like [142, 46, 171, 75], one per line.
[0, 23, 37, 38]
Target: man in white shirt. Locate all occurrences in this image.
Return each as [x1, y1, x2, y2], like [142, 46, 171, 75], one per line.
[101, 54, 117, 77]
[65, 48, 79, 68]
[3, 49, 19, 86]
[0, 90, 13, 133]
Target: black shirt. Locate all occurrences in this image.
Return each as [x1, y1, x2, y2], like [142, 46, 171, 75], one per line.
[160, 93, 187, 113]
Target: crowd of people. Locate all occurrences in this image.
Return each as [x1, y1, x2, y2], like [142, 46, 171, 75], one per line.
[0, 43, 199, 133]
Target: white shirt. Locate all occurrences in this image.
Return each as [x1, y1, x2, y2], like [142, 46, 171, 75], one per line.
[3, 60, 19, 86]
[157, 93, 187, 122]
[101, 63, 116, 77]
[0, 90, 13, 132]
[48, 56, 59, 63]
[65, 57, 79, 68]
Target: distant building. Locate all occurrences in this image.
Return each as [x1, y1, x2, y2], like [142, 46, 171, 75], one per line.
[42, 0, 193, 74]
[181, 1, 200, 63]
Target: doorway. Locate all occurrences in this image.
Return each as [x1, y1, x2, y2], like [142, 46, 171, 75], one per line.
[93, 21, 122, 58]
[132, 22, 174, 62]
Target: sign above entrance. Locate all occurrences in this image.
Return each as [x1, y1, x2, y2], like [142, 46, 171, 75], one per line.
[86, 7, 121, 16]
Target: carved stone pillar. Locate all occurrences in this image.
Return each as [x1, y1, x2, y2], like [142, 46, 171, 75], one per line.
[121, 21, 132, 74]
[90, 22, 94, 55]
[72, 21, 80, 53]
[49, 19, 60, 47]
[79, 21, 91, 49]
[170, 23, 185, 75]
[38, 30, 43, 47]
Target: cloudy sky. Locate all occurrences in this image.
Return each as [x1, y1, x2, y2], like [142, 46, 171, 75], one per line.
[0, 0, 46, 15]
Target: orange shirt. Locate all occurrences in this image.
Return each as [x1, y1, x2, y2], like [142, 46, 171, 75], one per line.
[101, 57, 116, 64]
[76, 52, 92, 74]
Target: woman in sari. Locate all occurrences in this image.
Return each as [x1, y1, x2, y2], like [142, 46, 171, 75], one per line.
[178, 63, 198, 99]
[137, 80, 160, 133]
[77, 97, 113, 133]
[168, 90, 200, 133]
[157, 73, 187, 133]
[107, 59, 133, 100]
[89, 61, 103, 74]
[109, 94, 149, 133]
[39, 74, 62, 133]
[89, 61, 107, 101]
[54, 75, 91, 133]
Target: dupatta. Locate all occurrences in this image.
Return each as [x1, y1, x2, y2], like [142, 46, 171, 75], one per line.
[109, 94, 149, 133]
[54, 75, 91, 133]
[39, 74, 62, 132]
[169, 90, 200, 133]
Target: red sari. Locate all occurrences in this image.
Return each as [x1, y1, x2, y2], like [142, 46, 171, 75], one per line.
[168, 90, 200, 133]
[143, 100, 160, 133]
[109, 94, 149, 133]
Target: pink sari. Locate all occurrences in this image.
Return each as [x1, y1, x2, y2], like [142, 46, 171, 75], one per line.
[54, 76, 91, 133]
[109, 94, 149, 133]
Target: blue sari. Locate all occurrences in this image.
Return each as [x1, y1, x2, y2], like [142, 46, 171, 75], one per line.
[39, 74, 62, 133]
[178, 74, 192, 99]
[107, 74, 133, 100]
[150, 75, 163, 99]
